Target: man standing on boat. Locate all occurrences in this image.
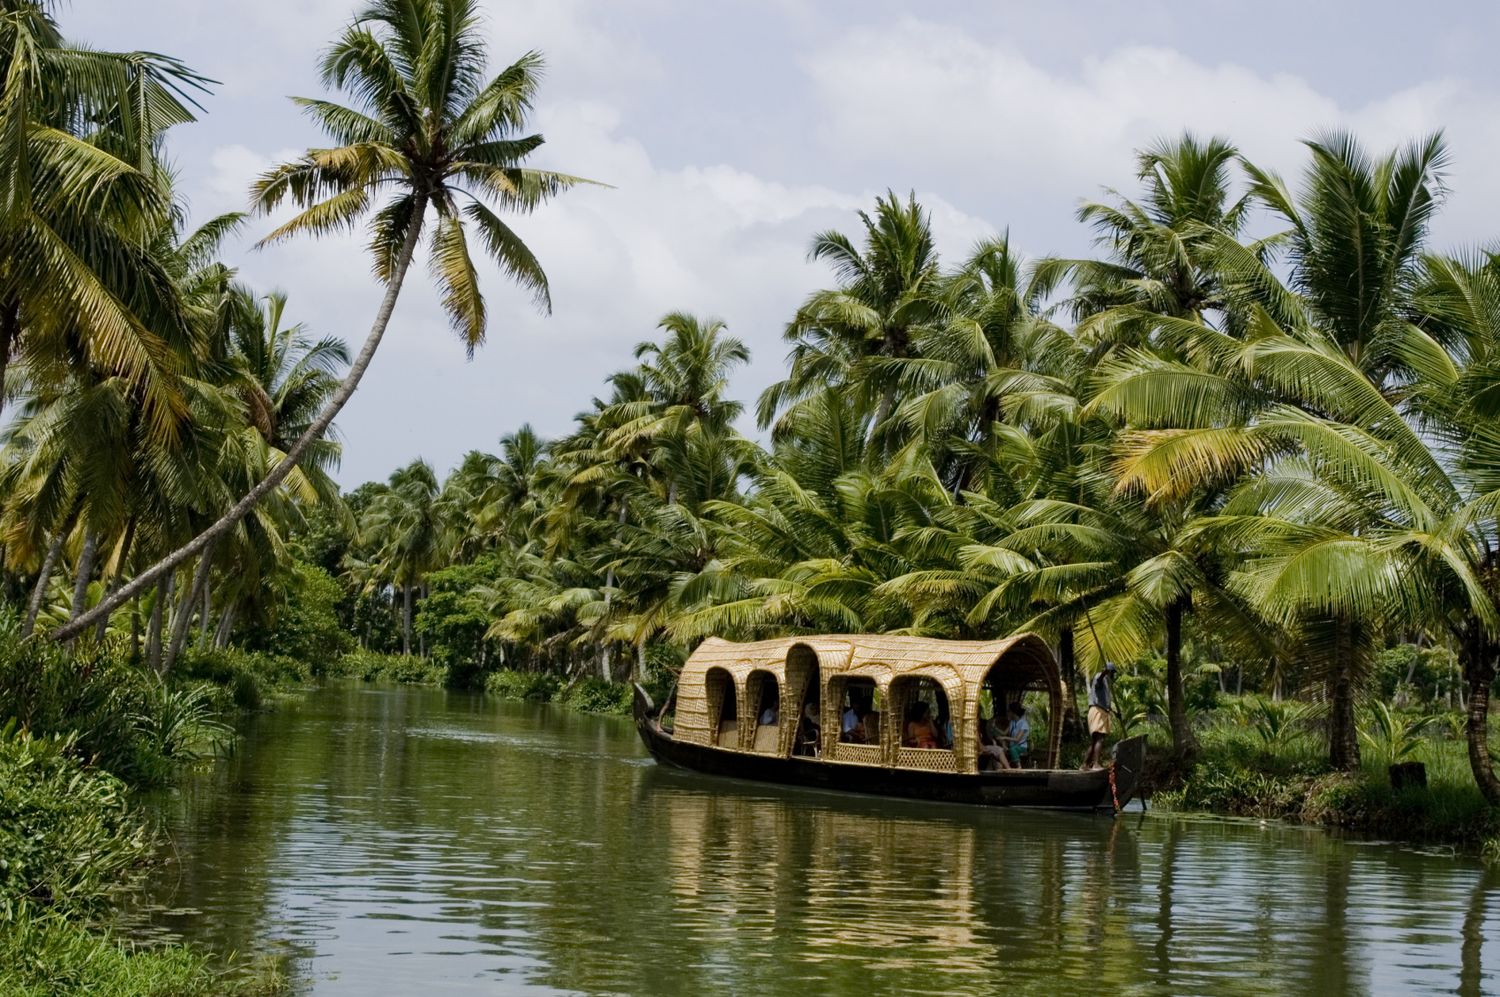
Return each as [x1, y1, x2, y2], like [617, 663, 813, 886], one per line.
[1081, 662, 1117, 770]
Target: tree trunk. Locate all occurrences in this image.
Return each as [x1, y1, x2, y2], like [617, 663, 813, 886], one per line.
[214, 603, 237, 649]
[68, 530, 99, 636]
[1164, 597, 1198, 759]
[1058, 625, 1079, 734]
[148, 574, 170, 673]
[1462, 638, 1500, 806]
[93, 582, 116, 641]
[22, 533, 64, 638]
[402, 584, 412, 656]
[636, 640, 647, 682]
[1327, 617, 1361, 771]
[0, 298, 19, 423]
[199, 574, 212, 649]
[163, 541, 215, 675]
[53, 192, 431, 642]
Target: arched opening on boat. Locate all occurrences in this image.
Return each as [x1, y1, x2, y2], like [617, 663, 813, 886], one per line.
[976, 635, 1062, 769]
[891, 677, 952, 748]
[829, 676, 882, 745]
[705, 666, 739, 749]
[889, 673, 959, 773]
[746, 669, 781, 753]
[788, 643, 821, 757]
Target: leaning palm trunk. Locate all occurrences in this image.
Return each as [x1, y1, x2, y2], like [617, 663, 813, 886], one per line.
[67, 529, 98, 629]
[22, 533, 64, 638]
[53, 195, 430, 642]
[163, 540, 216, 675]
[147, 574, 170, 673]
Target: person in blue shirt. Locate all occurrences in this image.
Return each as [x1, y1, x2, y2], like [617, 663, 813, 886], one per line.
[1001, 702, 1030, 768]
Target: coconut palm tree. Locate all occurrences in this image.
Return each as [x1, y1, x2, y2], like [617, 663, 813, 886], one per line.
[362, 459, 450, 655]
[759, 191, 947, 445]
[56, 0, 596, 641]
[0, 0, 208, 428]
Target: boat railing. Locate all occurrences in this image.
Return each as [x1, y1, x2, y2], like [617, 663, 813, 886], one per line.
[827, 742, 883, 766]
[896, 746, 959, 773]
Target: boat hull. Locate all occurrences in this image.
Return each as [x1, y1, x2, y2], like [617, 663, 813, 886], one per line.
[633, 685, 1144, 812]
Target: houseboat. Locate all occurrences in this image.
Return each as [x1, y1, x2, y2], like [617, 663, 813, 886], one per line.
[633, 632, 1145, 812]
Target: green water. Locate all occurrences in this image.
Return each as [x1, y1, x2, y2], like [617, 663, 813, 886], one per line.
[129, 683, 1498, 995]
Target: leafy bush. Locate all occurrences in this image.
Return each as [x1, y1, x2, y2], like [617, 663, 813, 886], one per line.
[0, 638, 143, 777]
[0, 726, 153, 916]
[414, 558, 499, 682]
[245, 562, 353, 667]
[483, 669, 560, 702]
[481, 671, 634, 715]
[326, 650, 446, 685]
[0, 905, 278, 997]
[558, 677, 633, 716]
[1163, 757, 1303, 819]
[176, 648, 310, 711]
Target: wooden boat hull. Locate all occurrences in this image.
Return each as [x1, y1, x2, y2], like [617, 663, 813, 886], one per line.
[633, 685, 1145, 813]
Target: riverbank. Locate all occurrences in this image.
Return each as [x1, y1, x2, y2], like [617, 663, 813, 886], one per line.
[206, 647, 1500, 860]
[0, 636, 297, 994]
[1141, 701, 1500, 861]
[322, 649, 641, 716]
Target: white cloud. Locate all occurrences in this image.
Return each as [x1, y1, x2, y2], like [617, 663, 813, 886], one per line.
[803, 19, 1500, 249]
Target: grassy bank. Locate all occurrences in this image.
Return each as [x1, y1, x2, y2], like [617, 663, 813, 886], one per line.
[320, 649, 642, 716]
[1140, 696, 1500, 860]
[0, 634, 295, 995]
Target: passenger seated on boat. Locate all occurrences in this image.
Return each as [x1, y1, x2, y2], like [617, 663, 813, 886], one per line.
[903, 702, 940, 749]
[759, 705, 778, 725]
[934, 700, 953, 749]
[840, 706, 872, 744]
[841, 702, 860, 739]
[995, 702, 1030, 769]
[794, 702, 820, 756]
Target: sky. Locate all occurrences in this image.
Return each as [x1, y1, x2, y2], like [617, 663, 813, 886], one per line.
[69, 0, 1500, 486]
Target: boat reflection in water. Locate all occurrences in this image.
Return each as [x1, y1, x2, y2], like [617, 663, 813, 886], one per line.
[637, 761, 1498, 996]
[642, 762, 1148, 988]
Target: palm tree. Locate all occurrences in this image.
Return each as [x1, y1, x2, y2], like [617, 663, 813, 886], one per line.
[0, 0, 209, 428]
[362, 459, 449, 655]
[55, 0, 596, 641]
[759, 191, 946, 445]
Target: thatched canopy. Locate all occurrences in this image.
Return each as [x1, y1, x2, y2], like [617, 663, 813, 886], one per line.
[671, 633, 1062, 772]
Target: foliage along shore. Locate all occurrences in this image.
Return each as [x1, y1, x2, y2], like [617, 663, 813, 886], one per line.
[0, 631, 298, 994]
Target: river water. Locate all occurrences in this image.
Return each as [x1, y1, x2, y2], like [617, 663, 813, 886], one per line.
[127, 683, 1499, 995]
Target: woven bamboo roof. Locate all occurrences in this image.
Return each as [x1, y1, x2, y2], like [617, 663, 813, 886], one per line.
[672, 633, 1062, 771]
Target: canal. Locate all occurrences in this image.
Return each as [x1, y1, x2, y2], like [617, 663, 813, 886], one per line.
[128, 683, 1499, 995]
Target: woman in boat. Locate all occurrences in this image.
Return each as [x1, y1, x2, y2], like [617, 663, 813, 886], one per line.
[903, 701, 940, 749]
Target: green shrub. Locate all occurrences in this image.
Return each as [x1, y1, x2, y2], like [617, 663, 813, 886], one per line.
[0, 904, 279, 997]
[326, 650, 446, 685]
[244, 562, 353, 667]
[176, 648, 309, 711]
[484, 669, 560, 702]
[558, 677, 633, 716]
[0, 726, 153, 916]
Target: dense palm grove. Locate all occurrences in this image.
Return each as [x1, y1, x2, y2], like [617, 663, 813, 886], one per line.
[314, 134, 1500, 810]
